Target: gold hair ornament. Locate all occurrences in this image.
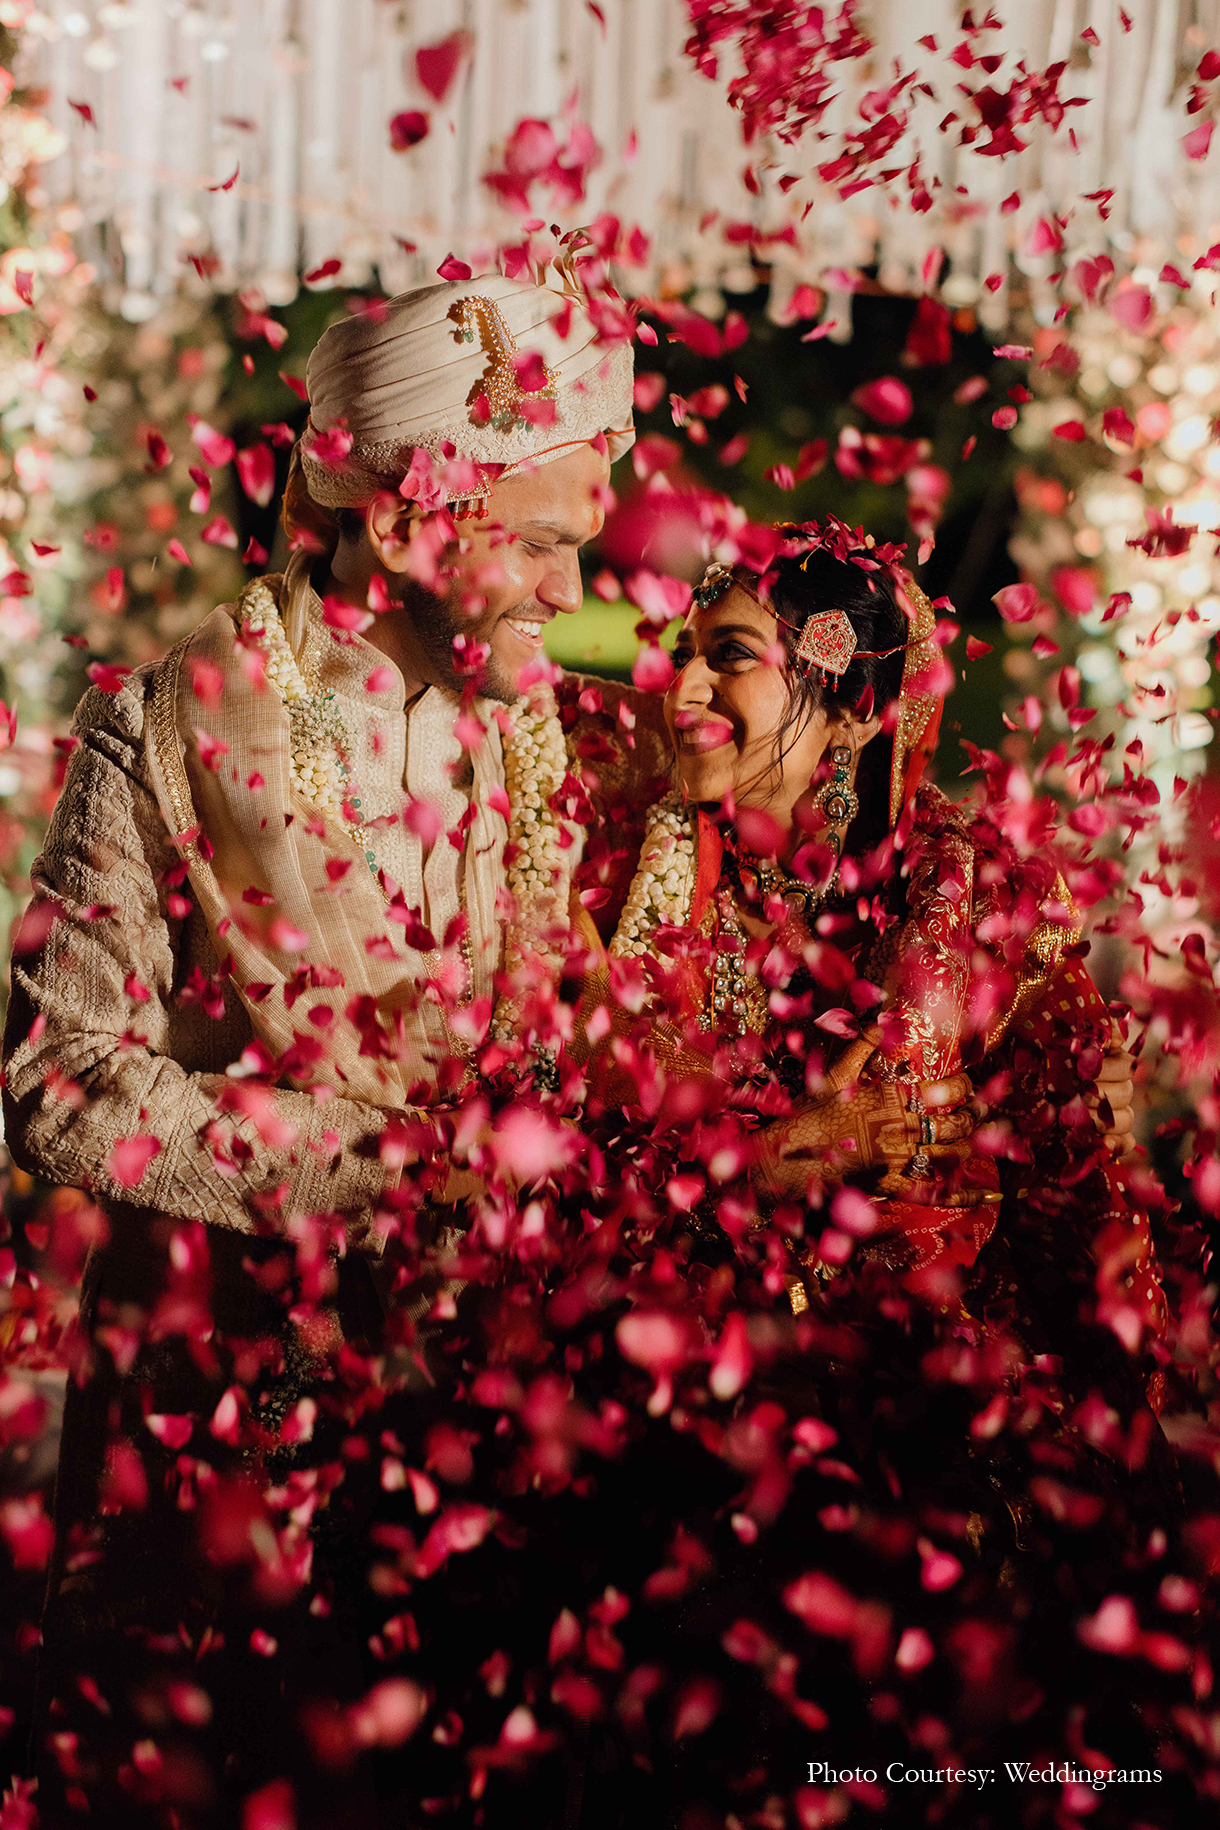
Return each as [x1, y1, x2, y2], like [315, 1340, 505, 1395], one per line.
[447, 294, 560, 518]
[451, 295, 558, 434]
[793, 610, 858, 676]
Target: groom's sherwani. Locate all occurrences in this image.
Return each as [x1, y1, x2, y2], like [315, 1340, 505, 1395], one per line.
[1, 558, 668, 1817]
[5, 560, 667, 1229]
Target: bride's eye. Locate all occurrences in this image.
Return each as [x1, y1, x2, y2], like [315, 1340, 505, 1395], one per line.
[715, 641, 756, 665]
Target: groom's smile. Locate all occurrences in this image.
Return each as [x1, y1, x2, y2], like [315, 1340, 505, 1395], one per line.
[499, 609, 551, 652]
[347, 439, 610, 705]
[447, 442, 611, 699]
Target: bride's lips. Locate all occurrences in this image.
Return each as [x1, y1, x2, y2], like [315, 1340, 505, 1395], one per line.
[673, 710, 734, 754]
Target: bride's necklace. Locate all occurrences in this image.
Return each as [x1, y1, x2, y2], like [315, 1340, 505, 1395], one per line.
[722, 847, 829, 921]
[704, 888, 770, 1036]
[609, 798, 825, 1038]
[240, 578, 571, 1064]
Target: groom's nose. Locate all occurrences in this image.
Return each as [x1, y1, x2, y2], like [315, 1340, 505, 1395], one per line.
[535, 548, 584, 615]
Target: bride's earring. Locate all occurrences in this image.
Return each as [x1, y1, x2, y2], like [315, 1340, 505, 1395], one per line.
[818, 744, 859, 839]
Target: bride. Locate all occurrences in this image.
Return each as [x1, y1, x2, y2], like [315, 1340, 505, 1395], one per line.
[374, 512, 1199, 1830]
[574, 517, 1161, 1332]
[375, 521, 1197, 1829]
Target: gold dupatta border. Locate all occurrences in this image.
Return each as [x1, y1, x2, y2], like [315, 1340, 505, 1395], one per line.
[981, 871, 1081, 1053]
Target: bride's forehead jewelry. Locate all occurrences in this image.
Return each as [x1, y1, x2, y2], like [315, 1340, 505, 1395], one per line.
[690, 561, 737, 611]
[687, 560, 906, 679]
[793, 609, 858, 675]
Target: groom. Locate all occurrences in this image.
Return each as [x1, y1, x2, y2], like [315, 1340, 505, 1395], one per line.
[6, 273, 658, 1240]
[2, 273, 674, 1827]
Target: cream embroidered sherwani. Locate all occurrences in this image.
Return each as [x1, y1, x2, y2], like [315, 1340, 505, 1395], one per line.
[1, 566, 669, 1768]
[4, 559, 667, 1243]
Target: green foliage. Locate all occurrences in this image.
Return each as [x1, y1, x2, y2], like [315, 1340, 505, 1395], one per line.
[634, 287, 1021, 613]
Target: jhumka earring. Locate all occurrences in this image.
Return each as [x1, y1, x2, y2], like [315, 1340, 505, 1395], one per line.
[818, 744, 859, 836]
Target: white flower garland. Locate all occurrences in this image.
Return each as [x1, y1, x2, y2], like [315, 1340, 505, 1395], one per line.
[609, 792, 697, 957]
[240, 579, 573, 1041]
[241, 578, 381, 864]
[501, 687, 570, 975]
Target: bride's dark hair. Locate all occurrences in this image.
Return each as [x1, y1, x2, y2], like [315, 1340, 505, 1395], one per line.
[766, 545, 910, 853]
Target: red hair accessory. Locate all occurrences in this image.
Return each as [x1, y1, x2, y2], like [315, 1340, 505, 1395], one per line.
[792, 609, 857, 676]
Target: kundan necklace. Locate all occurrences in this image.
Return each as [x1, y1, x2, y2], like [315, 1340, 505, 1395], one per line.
[610, 796, 832, 1038]
[722, 849, 827, 920]
[704, 888, 770, 1036]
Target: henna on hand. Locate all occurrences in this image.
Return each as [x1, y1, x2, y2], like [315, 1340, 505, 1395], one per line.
[753, 1045, 978, 1200]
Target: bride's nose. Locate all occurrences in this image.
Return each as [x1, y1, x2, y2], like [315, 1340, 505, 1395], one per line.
[671, 653, 713, 704]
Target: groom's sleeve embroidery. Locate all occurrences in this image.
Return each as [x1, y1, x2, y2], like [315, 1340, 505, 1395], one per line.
[2, 676, 393, 1246]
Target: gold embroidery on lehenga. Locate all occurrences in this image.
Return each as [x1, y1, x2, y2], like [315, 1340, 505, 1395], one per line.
[878, 823, 975, 1081]
[889, 576, 940, 827]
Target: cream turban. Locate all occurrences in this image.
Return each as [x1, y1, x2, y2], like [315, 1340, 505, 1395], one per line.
[299, 273, 635, 508]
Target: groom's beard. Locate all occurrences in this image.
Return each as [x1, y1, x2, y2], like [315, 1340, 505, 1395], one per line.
[400, 579, 530, 706]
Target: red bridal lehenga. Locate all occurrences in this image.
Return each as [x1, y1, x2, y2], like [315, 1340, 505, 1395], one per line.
[365, 575, 1208, 1830]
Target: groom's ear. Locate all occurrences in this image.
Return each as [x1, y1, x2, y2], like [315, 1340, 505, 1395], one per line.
[365, 491, 422, 573]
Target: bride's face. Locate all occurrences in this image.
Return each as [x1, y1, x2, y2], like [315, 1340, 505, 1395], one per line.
[665, 585, 831, 820]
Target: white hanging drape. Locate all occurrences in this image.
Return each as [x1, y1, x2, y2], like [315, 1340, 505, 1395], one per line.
[17, 0, 1220, 327]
